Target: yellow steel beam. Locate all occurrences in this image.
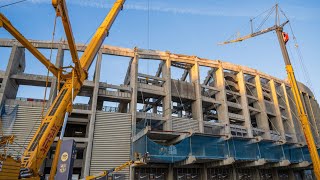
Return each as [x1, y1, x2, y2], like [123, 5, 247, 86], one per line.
[0, 13, 63, 79]
[52, 0, 84, 81]
[19, 0, 126, 178]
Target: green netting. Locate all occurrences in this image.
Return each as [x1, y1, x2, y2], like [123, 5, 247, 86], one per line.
[283, 144, 304, 163]
[133, 135, 190, 163]
[228, 138, 260, 161]
[190, 135, 227, 160]
[302, 146, 311, 162]
[133, 134, 317, 164]
[0, 105, 19, 136]
[258, 141, 284, 162]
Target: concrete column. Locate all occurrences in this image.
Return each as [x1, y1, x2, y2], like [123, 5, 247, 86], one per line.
[83, 51, 102, 177]
[232, 167, 237, 180]
[162, 55, 172, 131]
[310, 97, 320, 135]
[201, 164, 207, 180]
[0, 45, 25, 105]
[254, 75, 271, 139]
[48, 46, 64, 105]
[189, 59, 204, 133]
[272, 169, 279, 180]
[281, 83, 298, 143]
[288, 170, 295, 180]
[237, 71, 253, 138]
[130, 52, 139, 135]
[167, 165, 174, 180]
[269, 80, 286, 141]
[215, 65, 230, 135]
[303, 93, 320, 144]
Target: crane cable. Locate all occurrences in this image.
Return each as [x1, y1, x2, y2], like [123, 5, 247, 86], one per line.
[20, 14, 59, 156]
[279, 7, 315, 95]
[0, 0, 28, 9]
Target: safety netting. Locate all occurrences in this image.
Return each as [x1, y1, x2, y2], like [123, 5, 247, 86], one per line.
[283, 144, 304, 163]
[0, 105, 18, 136]
[190, 135, 227, 160]
[228, 138, 260, 161]
[258, 141, 284, 162]
[133, 135, 190, 163]
[133, 134, 317, 164]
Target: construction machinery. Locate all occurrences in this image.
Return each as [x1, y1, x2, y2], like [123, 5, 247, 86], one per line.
[219, 4, 320, 178]
[0, 0, 126, 179]
[83, 160, 144, 180]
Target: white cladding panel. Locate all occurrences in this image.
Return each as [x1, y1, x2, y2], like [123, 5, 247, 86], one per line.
[90, 111, 132, 179]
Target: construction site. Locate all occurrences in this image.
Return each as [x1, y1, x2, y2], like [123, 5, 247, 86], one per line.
[0, 1, 319, 180]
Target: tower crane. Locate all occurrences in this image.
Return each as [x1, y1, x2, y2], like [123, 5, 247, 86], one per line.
[219, 4, 320, 178]
[0, 0, 126, 179]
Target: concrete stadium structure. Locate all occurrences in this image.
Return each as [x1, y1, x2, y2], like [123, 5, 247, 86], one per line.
[0, 38, 320, 180]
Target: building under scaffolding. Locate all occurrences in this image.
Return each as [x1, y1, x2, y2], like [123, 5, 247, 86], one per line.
[0, 38, 319, 179]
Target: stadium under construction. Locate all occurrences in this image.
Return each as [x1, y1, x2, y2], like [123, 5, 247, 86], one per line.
[1, 38, 320, 179]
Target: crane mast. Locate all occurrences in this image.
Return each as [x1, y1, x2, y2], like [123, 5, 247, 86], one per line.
[0, 0, 126, 179]
[219, 5, 320, 178]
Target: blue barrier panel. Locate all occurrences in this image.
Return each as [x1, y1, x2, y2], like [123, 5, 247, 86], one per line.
[146, 136, 190, 163]
[133, 135, 147, 158]
[282, 144, 304, 163]
[190, 135, 227, 160]
[228, 138, 260, 161]
[302, 146, 311, 162]
[258, 141, 284, 162]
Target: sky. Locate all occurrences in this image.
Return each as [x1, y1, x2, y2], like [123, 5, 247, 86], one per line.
[0, 0, 320, 103]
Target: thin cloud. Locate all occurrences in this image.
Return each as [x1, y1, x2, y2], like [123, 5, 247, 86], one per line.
[5, 0, 252, 17]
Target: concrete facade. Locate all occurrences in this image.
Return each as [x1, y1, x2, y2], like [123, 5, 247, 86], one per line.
[0, 39, 319, 180]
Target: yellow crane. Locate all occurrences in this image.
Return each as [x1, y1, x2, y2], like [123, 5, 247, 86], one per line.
[83, 160, 145, 180]
[0, 0, 126, 179]
[219, 4, 320, 178]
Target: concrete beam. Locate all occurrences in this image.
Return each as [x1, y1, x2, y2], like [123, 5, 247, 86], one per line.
[130, 51, 139, 135]
[190, 59, 204, 133]
[242, 159, 267, 168]
[269, 80, 286, 141]
[180, 69, 189, 81]
[162, 55, 172, 131]
[49, 46, 64, 105]
[215, 65, 230, 135]
[237, 71, 253, 138]
[0, 45, 25, 105]
[83, 51, 102, 177]
[254, 75, 271, 139]
[281, 83, 298, 143]
[207, 157, 235, 167]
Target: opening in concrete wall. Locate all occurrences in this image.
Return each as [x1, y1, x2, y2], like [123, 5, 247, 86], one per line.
[199, 66, 214, 85]
[73, 96, 91, 110]
[25, 49, 57, 76]
[63, 50, 96, 81]
[0, 47, 11, 71]
[138, 59, 161, 77]
[100, 54, 130, 85]
[17, 85, 50, 100]
[171, 65, 189, 82]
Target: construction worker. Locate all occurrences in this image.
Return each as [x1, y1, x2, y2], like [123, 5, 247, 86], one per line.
[282, 32, 289, 44]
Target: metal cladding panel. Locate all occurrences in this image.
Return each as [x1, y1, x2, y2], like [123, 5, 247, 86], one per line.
[1, 105, 43, 157]
[90, 111, 131, 179]
[172, 117, 199, 133]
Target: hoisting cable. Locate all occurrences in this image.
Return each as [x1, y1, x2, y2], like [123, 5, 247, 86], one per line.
[279, 7, 315, 94]
[41, 14, 58, 118]
[0, 0, 28, 9]
[20, 14, 59, 155]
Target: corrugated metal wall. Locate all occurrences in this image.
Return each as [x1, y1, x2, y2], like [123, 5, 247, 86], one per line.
[1, 105, 43, 158]
[90, 111, 132, 179]
[172, 117, 199, 133]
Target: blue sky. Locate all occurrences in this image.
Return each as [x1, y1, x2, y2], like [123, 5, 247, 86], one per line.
[0, 0, 320, 102]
